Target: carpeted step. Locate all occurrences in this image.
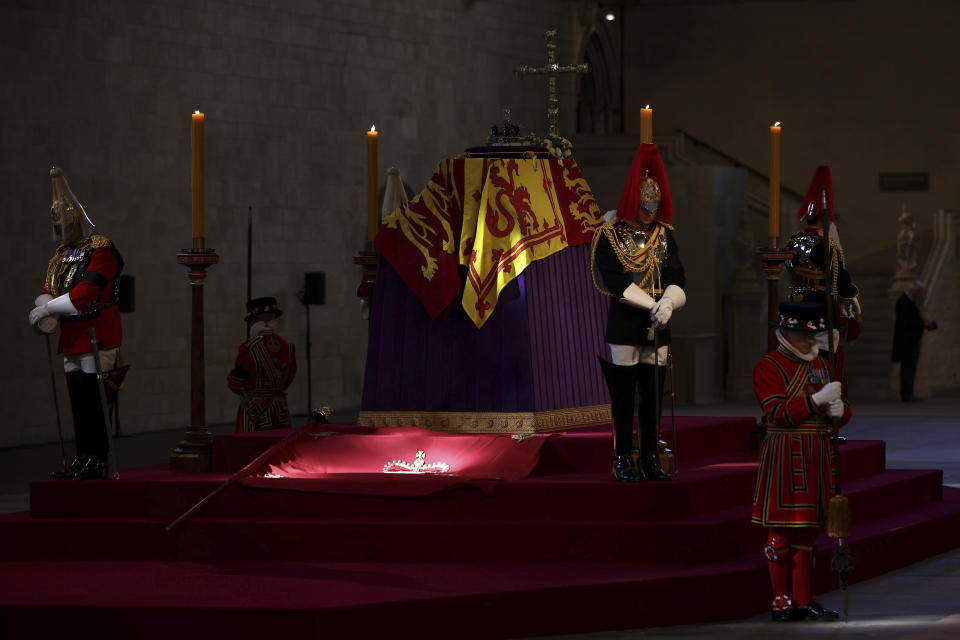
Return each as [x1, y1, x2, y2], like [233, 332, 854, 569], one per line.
[532, 416, 758, 475]
[211, 417, 760, 475]
[3, 468, 942, 564]
[24, 440, 886, 523]
[2, 488, 960, 639]
[0, 558, 771, 639]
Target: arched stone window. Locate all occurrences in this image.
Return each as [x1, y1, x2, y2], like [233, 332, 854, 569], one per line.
[577, 20, 621, 134]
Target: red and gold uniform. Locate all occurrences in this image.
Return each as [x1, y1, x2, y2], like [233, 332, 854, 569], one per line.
[227, 330, 296, 432]
[752, 348, 851, 527]
[752, 311, 849, 622]
[31, 167, 124, 480]
[42, 234, 123, 355]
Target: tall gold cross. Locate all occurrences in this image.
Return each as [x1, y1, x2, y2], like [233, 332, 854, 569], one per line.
[515, 29, 589, 137]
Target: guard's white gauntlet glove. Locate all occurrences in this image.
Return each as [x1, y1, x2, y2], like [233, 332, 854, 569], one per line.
[620, 283, 656, 310]
[827, 398, 844, 418]
[30, 294, 59, 334]
[810, 380, 842, 407]
[29, 293, 78, 329]
[650, 284, 686, 327]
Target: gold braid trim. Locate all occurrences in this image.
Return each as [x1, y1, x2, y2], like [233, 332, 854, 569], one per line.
[43, 234, 113, 296]
[590, 221, 673, 298]
[89, 234, 111, 249]
[589, 227, 615, 297]
[828, 237, 843, 298]
[357, 404, 612, 433]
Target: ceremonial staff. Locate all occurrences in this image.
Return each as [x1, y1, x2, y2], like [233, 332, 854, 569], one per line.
[163, 409, 331, 533]
[821, 185, 854, 621]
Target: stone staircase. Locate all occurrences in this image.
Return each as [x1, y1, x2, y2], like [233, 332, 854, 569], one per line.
[845, 273, 897, 401]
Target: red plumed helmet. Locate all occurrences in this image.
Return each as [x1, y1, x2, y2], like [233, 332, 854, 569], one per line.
[797, 165, 835, 222]
[615, 143, 674, 223]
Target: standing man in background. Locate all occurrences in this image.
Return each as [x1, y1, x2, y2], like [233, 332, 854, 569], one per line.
[892, 281, 937, 402]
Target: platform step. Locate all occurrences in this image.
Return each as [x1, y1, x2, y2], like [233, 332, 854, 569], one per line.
[2, 468, 941, 564]
[2, 488, 959, 640]
[23, 441, 886, 522]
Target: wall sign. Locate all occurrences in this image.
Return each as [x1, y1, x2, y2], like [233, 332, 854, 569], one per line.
[879, 172, 929, 191]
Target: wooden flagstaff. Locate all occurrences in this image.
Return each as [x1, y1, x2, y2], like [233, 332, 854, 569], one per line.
[820, 184, 854, 621]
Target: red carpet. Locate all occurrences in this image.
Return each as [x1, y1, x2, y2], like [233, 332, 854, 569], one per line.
[2, 415, 960, 639]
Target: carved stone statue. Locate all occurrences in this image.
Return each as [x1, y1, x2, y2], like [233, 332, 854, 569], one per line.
[895, 204, 918, 278]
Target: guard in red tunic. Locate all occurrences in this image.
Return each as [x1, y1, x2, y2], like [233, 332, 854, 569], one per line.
[227, 297, 297, 432]
[590, 144, 687, 482]
[28, 167, 124, 480]
[752, 301, 850, 622]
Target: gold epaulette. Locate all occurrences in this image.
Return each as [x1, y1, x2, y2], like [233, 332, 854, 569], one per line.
[88, 234, 112, 249]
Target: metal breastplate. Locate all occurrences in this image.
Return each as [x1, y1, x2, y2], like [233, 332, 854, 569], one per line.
[786, 230, 826, 300]
[610, 220, 668, 293]
[612, 221, 665, 259]
[50, 247, 94, 298]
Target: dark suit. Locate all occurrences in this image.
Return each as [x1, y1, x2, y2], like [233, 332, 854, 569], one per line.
[892, 292, 925, 400]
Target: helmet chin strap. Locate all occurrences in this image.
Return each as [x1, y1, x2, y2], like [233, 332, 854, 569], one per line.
[77, 201, 95, 229]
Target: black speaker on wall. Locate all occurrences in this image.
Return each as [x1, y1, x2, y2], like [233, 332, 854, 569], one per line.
[303, 272, 325, 305]
[117, 274, 135, 313]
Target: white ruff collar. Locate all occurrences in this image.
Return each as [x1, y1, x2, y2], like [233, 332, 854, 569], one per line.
[776, 329, 817, 362]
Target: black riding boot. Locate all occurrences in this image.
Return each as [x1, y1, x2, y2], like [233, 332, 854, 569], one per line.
[637, 363, 670, 481]
[598, 357, 640, 482]
[68, 372, 109, 480]
[51, 371, 89, 479]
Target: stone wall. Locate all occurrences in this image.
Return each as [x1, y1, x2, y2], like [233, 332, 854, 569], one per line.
[622, 0, 960, 271]
[1, 0, 589, 447]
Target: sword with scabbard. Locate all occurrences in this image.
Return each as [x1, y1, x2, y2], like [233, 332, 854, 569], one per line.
[89, 328, 120, 480]
[667, 345, 678, 476]
[44, 334, 68, 473]
[648, 242, 675, 474]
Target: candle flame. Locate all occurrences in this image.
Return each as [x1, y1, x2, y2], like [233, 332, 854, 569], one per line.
[645, 104, 651, 109]
[195, 110, 201, 115]
[370, 124, 376, 132]
[774, 121, 781, 127]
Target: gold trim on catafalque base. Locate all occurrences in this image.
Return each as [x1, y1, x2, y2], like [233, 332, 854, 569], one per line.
[357, 404, 612, 433]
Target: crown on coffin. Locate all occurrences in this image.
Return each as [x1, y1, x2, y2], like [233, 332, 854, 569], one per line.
[383, 450, 451, 474]
[488, 108, 523, 145]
